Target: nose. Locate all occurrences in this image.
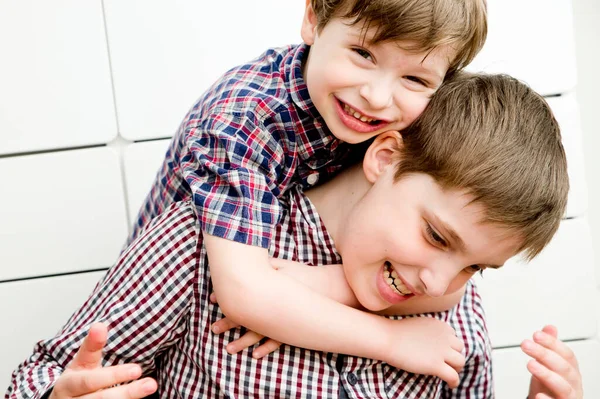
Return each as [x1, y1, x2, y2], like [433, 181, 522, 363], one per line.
[359, 78, 394, 110]
[418, 266, 455, 298]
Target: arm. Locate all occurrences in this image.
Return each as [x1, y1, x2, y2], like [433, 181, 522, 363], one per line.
[206, 235, 465, 387]
[5, 203, 199, 399]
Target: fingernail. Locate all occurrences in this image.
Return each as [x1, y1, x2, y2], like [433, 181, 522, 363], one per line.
[212, 325, 220, 334]
[522, 340, 534, 350]
[534, 331, 547, 341]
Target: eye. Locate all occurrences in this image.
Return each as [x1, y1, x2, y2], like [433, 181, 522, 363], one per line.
[426, 224, 447, 248]
[405, 75, 427, 86]
[465, 265, 485, 276]
[352, 48, 373, 61]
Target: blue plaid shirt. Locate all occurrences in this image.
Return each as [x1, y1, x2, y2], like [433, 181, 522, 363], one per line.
[130, 44, 355, 247]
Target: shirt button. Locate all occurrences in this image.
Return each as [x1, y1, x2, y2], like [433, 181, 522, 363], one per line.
[306, 173, 319, 186]
[346, 372, 358, 385]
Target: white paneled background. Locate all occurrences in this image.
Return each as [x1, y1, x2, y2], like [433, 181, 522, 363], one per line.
[1, 0, 598, 396]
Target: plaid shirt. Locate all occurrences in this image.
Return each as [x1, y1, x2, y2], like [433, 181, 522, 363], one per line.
[130, 43, 354, 249]
[6, 187, 493, 399]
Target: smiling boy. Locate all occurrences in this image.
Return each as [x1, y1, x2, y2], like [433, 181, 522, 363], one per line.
[125, 0, 487, 385]
[6, 72, 579, 399]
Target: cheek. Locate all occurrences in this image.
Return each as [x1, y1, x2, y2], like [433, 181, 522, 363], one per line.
[396, 93, 431, 124]
[445, 272, 473, 295]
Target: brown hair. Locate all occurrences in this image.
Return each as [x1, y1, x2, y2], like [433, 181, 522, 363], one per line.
[395, 72, 569, 259]
[310, 0, 488, 77]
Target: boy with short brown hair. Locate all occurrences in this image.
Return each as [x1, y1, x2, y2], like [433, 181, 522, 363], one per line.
[128, 0, 489, 386]
[7, 72, 580, 399]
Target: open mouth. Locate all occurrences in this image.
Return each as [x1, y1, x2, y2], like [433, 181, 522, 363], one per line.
[339, 100, 384, 126]
[383, 262, 413, 296]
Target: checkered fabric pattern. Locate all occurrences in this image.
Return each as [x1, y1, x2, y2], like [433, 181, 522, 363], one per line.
[129, 43, 354, 249]
[6, 187, 493, 398]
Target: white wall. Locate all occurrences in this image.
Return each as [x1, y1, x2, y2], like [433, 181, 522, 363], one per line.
[0, 0, 598, 396]
[573, 0, 600, 282]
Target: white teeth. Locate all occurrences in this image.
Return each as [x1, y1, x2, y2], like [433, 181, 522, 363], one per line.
[343, 103, 376, 123]
[383, 264, 413, 296]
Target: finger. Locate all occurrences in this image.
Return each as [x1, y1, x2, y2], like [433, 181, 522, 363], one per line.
[437, 364, 460, 389]
[61, 364, 142, 396]
[541, 325, 558, 339]
[76, 377, 157, 399]
[527, 359, 575, 399]
[252, 339, 282, 359]
[445, 350, 466, 373]
[534, 394, 553, 399]
[521, 338, 575, 381]
[69, 323, 108, 370]
[211, 318, 241, 334]
[450, 336, 465, 353]
[226, 331, 264, 354]
[210, 292, 217, 303]
[533, 330, 579, 371]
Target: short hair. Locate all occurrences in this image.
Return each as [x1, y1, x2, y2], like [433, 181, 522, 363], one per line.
[395, 72, 569, 260]
[310, 0, 488, 77]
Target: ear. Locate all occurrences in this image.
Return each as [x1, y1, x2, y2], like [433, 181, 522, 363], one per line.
[363, 131, 403, 184]
[301, 1, 318, 45]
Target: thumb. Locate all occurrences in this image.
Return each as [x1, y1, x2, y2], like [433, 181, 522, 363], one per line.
[68, 322, 108, 371]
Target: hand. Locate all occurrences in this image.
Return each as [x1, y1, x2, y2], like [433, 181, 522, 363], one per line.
[49, 322, 157, 399]
[210, 292, 282, 358]
[522, 325, 583, 399]
[384, 317, 465, 389]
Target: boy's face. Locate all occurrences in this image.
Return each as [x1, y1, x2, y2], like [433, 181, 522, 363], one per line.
[301, 7, 453, 144]
[336, 167, 522, 312]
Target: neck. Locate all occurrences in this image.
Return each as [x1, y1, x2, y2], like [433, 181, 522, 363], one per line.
[305, 163, 371, 245]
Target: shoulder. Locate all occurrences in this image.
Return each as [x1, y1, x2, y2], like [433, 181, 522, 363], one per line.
[120, 201, 203, 275]
[199, 45, 298, 120]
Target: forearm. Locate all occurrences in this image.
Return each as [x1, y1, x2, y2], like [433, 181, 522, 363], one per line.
[269, 259, 361, 308]
[207, 235, 393, 361]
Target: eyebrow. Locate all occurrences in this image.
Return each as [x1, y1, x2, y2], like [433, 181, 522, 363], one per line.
[429, 213, 503, 269]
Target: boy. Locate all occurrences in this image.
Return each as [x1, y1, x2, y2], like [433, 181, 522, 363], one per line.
[127, 0, 488, 384]
[6, 73, 581, 398]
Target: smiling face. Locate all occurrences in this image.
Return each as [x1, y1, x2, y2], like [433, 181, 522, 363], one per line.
[300, 5, 453, 144]
[336, 161, 522, 312]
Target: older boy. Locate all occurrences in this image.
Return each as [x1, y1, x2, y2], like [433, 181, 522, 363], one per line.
[128, 0, 488, 382]
[6, 73, 580, 398]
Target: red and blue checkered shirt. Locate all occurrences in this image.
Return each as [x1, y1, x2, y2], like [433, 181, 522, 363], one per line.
[130, 43, 356, 249]
[6, 186, 493, 399]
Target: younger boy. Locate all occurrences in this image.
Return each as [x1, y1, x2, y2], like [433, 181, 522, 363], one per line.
[128, 0, 488, 382]
[6, 73, 579, 398]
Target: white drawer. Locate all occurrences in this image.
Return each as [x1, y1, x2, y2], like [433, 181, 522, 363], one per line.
[0, 148, 128, 280]
[475, 218, 597, 347]
[493, 339, 600, 399]
[467, 0, 577, 96]
[122, 139, 171, 222]
[104, 0, 304, 141]
[547, 93, 588, 218]
[0, 271, 106, 391]
[0, 0, 117, 155]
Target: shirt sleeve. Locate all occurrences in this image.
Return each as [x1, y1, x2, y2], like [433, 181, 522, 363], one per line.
[182, 109, 286, 249]
[4, 202, 201, 399]
[441, 282, 494, 399]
